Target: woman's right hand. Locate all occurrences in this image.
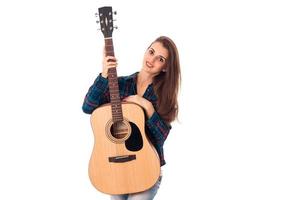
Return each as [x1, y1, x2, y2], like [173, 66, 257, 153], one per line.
[101, 48, 118, 78]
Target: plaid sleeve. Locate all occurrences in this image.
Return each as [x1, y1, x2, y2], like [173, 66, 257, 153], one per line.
[82, 74, 110, 114]
[146, 111, 172, 146]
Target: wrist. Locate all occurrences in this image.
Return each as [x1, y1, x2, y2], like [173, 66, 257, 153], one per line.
[101, 72, 108, 78]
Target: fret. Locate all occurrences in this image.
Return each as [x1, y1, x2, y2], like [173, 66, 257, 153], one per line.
[109, 84, 118, 88]
[111, 108, 122, 113]
[108, 76, 117, 80]
[109, 89, 120, 93]
[112, 103, 121, 106]
[110, 90, 120, 94]
[112, 112, 123, 116]
[109, 74, 116, 78]
[112, 114, 122, 117]
[111, 105, 121, 109]
[112, 117, 123, 121]
[110, 94, 120, 97]
[112, 115, 123, 119]
[108, 77, 118, 80]
[112, 106, 122, 111]
[105, 50, 115, 55]
[111, 104, 121, 108]
[112, 117, 123, 123]
[105, 46, 114, 49]
[109, 87, 118, 91]
[109, 81, 118, 84]
[110, 96, 120, 99]
[111, 101, 121, 105]
[112, 114, 123, 119]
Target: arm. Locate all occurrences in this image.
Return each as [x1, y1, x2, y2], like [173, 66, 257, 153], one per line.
[146, 111, 171, 146]
[82, 74, 110, 114]
[123, 95, 172, 145]
[82, 53, 118, 114]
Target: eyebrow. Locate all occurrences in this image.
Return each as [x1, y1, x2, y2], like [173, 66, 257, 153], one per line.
[160, 55, 167, 60]
[150, 48, 167, 60]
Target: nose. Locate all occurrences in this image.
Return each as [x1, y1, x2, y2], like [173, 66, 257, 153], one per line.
[150, 56, 157, 64]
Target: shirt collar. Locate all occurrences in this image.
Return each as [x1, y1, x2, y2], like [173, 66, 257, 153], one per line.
[127, 72, 157, 101]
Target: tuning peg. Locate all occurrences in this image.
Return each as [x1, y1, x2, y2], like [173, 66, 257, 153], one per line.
[114, 26, 118, 29]
[114, 11, 117, 15]
[96, 20, 100, 24]
[95, 13, 98, 17]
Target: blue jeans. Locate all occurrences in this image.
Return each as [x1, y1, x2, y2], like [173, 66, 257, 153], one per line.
[110, 175, 162, 200]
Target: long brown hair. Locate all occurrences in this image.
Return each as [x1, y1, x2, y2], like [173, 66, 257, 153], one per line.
[151, 36, 181, 124]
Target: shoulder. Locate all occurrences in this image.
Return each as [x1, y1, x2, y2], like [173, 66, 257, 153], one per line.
[121, 71, 138, 81]
[118, 72, 138, 84]
[116, 72, 138, 88]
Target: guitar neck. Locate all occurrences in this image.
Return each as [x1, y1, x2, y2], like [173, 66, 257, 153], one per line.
[104, 38, 123, 122]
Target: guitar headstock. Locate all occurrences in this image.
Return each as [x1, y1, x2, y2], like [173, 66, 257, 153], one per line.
[96, 6, 117, 38]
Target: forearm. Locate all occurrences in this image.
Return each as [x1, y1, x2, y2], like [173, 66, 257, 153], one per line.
[123, 95, 155, 118]
[145, 111, 171, 146]
[144, 101, 155, 119]
[82, 74, 109, 114]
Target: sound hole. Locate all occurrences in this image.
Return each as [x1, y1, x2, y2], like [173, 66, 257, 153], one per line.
[110, 121, 129, 139]
[106, 118, 132, 143]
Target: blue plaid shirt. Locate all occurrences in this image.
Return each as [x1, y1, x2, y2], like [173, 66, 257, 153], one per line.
[82, 72, 171, 166]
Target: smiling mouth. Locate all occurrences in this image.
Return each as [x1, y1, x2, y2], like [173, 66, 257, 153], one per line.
[146, 61, 153, 68]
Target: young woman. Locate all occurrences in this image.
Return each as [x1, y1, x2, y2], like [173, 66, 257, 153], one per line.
[82, 36, 181, 200]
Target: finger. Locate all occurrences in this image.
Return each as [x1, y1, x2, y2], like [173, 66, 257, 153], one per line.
[105, 56, 116, 59]
[103, 56, 117, 64]
[103, 59, 117, 65]
[106, 61, 118, 66]
[107, 64, 117, 68]
[106, 64, 118, 69]
[105, 56, 117, 61]
[123, 96, 131, 101]
[106, 59, 117, 64]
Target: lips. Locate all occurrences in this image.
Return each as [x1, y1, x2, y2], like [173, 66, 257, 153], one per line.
[146, 61, 153, 68]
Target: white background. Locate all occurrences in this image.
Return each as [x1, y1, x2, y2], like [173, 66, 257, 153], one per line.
[0, 0, 299, 199]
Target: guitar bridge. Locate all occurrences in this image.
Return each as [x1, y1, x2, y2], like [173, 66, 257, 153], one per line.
[108, 155, 136, 163]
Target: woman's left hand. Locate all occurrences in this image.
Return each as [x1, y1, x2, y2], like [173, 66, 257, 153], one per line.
[123, 95, 155, 118]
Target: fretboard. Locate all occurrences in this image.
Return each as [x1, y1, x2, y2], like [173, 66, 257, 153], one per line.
[105, 38, 123, 122]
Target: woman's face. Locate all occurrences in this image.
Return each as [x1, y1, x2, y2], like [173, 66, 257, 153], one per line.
[142, 42, 169, 76]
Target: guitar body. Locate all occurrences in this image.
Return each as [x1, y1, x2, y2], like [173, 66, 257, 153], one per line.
[89, 102, 160, 194]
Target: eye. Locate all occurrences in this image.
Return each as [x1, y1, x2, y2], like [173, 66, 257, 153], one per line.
[159, 58, 165, 63]
[149, 49, 154, 55]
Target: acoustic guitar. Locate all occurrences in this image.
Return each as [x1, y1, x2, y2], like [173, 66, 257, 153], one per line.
[88, 6, 161, 195]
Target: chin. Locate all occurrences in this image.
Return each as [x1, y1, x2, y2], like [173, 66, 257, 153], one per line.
[142, 66, 152, 71]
